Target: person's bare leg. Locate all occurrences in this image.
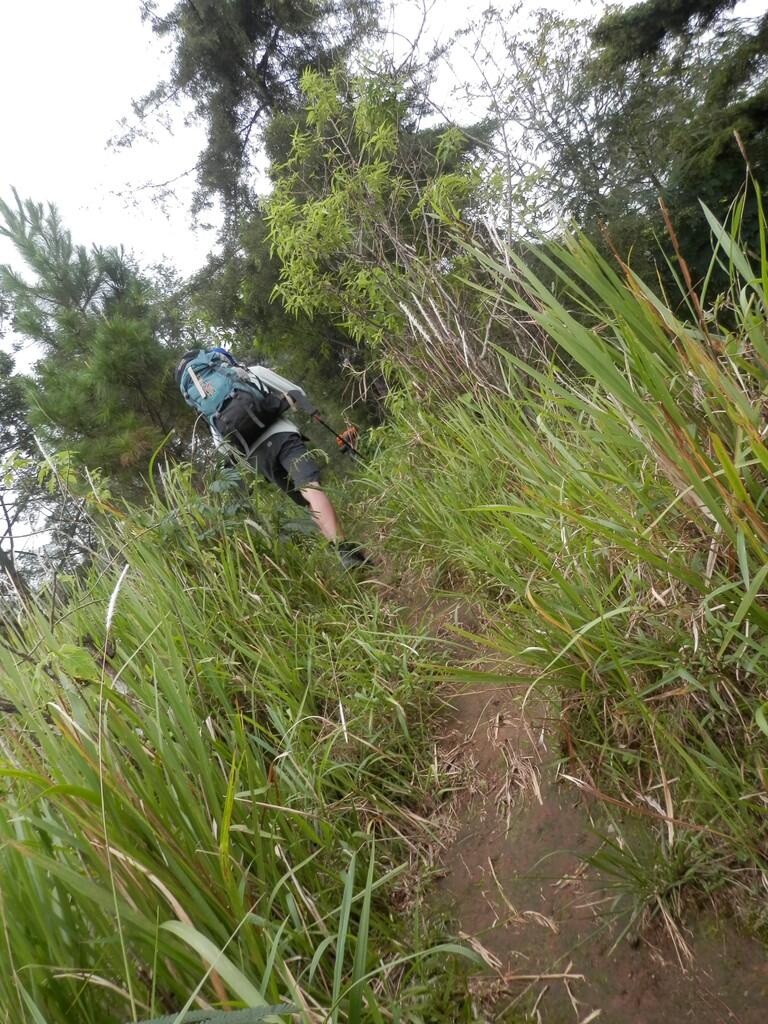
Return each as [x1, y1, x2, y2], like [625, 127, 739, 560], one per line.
[300, 486, 343, 543]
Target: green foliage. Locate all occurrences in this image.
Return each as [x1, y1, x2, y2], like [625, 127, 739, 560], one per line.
[0, 350, 31, 459]
[265, 68, 488, 363]
[360, 190, 768, 924]
[0, 463, 477, 1023]
[587, 1, 768, 278]
[131, 0, 380, 219]
[593, 0, 743, 62]
[0, 349, 38, 598]
[0, 192, 190, 488]
[472, 4, 768, 285]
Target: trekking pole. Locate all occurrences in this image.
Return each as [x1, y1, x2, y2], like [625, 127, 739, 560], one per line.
[311, 412, 366, 463]
[289, 392, 366, 462]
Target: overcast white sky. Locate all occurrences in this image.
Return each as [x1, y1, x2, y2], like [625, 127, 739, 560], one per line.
[0, 0, 763, 327]
[0, 1, 211, 277]
[0, 1, 605, 285]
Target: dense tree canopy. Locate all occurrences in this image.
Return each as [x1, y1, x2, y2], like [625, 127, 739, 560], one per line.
[134, 0, 380, 219]
[593, 0, 751, 60]
[264, 68, 506, 392]
[589, 0, 768, 277]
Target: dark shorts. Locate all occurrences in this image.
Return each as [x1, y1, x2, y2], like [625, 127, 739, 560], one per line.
[253, 431, 321, 507]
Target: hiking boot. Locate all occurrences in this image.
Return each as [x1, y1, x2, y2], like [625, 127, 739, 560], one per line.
[337, 541, 371, 570]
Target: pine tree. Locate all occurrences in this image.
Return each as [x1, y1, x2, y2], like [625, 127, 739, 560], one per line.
[0, 191, 189, 489]
[592, 0, 752, 62]
[132, 0, 380, 221]
[0, 349, 36, 601]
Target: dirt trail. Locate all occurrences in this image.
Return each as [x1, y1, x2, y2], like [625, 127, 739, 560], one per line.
[434, 677, 768, 1023]
[375, 561, 767, 1022]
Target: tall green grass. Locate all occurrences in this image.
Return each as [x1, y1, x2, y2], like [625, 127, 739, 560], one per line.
[0, 465, 474, 1023]
[360, 190, 768, 931]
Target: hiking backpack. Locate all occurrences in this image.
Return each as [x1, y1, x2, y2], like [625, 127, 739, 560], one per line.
[178, 350, 286, 451]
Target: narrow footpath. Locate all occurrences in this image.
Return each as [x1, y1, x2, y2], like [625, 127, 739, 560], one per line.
[398, 586, 768, 1023]
[435, 677, 767, 1023]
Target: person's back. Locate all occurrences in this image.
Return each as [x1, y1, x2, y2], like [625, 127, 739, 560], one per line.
[175, 348, 369, 568]
[208, 363, 305, 457]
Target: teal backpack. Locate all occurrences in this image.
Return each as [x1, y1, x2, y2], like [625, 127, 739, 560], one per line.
[177, 349, 286, 451]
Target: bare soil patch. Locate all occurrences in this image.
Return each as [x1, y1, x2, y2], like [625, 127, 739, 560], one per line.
[371, 565, 767, 1021]
[434, 680, 768, 1023]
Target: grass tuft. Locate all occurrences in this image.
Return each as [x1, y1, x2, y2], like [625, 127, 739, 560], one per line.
[359, 183, 768, 936]
[0, 465, 471, 1023]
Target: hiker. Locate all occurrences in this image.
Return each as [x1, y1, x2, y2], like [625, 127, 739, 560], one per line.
[174, 347, 368, 569]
